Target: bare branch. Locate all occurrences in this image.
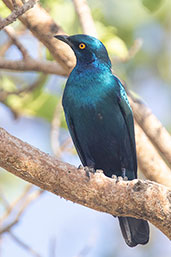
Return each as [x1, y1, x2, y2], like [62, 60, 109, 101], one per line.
[4, 26, 30, 59]
[0, 40, 12, 56]
[2, 0, 75, 72]
[0, 57, 67, 76]
[50, 98, 63, 157]
[0, 184, 32, 223]
[134, 121, 171, 187]
[129, 93, 171, 167]
[0, 74, 47, 107]
[72, 0, 98, 37]
[9, 231, 42, 257]
[0, 0, 37, 30]
[0, 127, 170, 239]
[0, 188, 43, 234]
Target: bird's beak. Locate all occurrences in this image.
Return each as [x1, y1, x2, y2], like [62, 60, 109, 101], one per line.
[54, 35, 72, 47]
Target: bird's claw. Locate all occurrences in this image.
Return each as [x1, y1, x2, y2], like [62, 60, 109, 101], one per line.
[121, 168, 128, 181]
[78, 164, 83, 169]
[84, 166, 95, 178]
[116, 176, 123, 183]
[123, 176, 128, 181]
[112, 174, 128, 183]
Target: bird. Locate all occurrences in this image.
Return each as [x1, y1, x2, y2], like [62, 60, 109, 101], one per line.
[54, 34, 149, 247]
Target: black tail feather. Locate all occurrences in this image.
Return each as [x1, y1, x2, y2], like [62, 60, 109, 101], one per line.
[118, 217, 149, 247]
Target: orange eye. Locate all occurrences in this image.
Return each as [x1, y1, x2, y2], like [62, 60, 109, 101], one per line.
[79, 43, 86, 49]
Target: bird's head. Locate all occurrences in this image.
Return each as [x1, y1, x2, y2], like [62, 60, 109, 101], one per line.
[54, 34, 111, 68]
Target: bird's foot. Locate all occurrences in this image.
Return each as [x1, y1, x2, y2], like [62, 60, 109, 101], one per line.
[78, 164, 83, 169]
[121, 168, 128, 181]
[112, 175, 123, 183]
[116, 176, 124, 183]
[84, 166, 95, 178]
[112, 174, 128, 183]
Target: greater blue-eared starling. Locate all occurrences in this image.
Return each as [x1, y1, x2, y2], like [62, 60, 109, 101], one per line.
[54, 34, 149, 247]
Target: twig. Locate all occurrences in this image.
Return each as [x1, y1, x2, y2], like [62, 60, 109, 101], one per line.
[0, 184, 32, 223]
[0, 0, 37, 30]
[49, 237, 57, 257]
[4, 26, 31, 59]
[9, 231, 42, 257]
[50, 98, 63, 157]
[73, 0, 98, 37]
[113, 38, 143, 63]
[0, 127, 170, 239]
[0, 40, 12, 57]
[0, 189, 43, 234]
[0, 188, 10, 209]
[0, 74, 47, 104]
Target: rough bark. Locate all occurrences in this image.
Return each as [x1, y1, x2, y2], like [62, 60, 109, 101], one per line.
[0, 0, 37, 30]
[0, 127, 170, 239]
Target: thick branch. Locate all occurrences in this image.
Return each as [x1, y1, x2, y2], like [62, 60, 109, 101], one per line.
[0, 127, 170, 239]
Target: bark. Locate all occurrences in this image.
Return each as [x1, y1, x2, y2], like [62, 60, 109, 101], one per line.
[0, 127, 170, 239]
[0, 0, 37, 30]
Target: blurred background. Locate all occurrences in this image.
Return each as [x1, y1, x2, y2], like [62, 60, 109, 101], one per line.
[0, 0, 171, 256]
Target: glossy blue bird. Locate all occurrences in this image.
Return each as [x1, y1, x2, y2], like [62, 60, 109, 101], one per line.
[54, 34, 149, 247]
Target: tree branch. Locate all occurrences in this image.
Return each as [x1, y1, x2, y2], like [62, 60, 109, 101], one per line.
[2, 0, 75, 73]
[73, 0, 98, 37]
[0, 0, 37, 30]
[0, 57, 66, 76]
[0, 127, 170, 239]
[128, 93, 171, 167]
[3, 25, 31, 59]
[134, 121, 171, 187]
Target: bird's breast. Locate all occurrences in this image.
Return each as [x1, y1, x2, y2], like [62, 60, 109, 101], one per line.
[63, 67, 115, 109]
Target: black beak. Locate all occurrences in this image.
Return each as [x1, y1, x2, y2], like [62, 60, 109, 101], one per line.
[54, 35, 72, 46]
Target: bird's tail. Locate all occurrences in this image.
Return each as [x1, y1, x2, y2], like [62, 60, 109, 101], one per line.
[118, 216, 149, 247]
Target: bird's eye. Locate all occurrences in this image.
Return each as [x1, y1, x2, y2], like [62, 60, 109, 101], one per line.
[79, 43, 86, 50]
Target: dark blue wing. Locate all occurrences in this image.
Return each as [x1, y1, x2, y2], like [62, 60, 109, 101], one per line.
[65, 112, 87, 166]
[115, 77, 137, 177]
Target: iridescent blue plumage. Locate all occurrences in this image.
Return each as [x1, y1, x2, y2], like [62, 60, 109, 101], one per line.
[55, 34, 149, 247]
